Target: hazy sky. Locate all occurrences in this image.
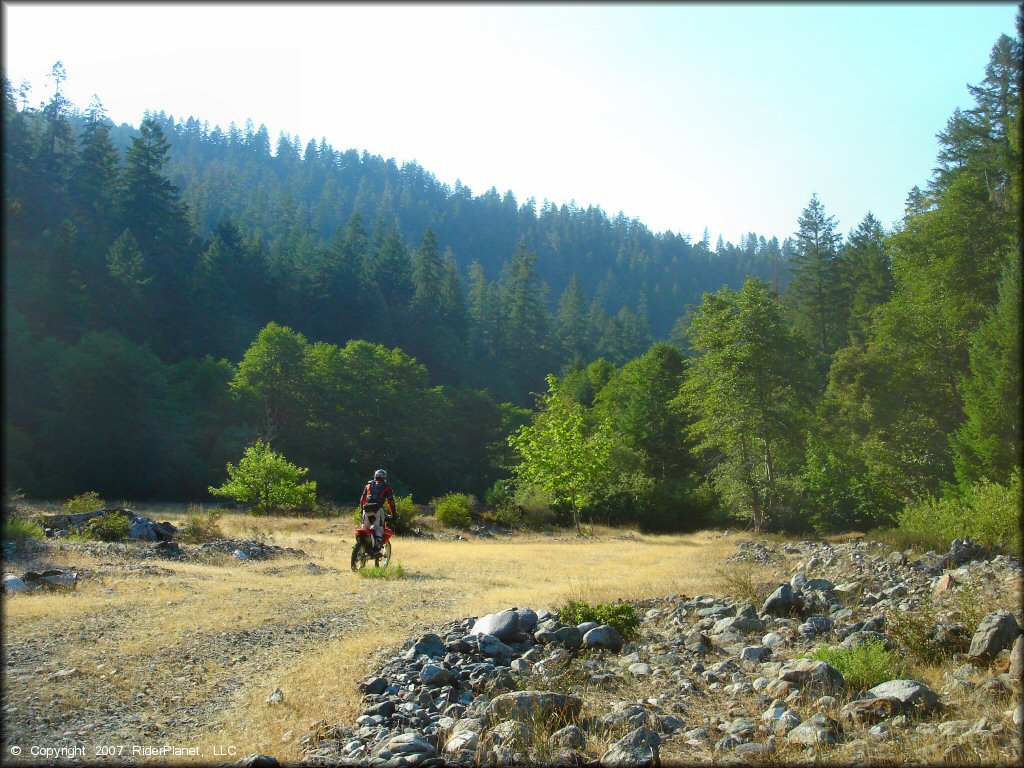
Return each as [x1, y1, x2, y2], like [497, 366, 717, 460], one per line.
[2, 3, 1018, 244]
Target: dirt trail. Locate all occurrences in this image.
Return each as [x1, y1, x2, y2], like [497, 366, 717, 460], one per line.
[1, 525, 736, 764]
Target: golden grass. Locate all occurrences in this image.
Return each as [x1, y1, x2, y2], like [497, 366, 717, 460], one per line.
[3, 519, 745, 762]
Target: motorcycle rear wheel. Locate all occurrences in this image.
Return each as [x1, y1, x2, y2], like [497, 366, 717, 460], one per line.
[351, 542, 369, 571]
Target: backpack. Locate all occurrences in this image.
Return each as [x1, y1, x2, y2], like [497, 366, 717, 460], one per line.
[364, 480, 387, 511]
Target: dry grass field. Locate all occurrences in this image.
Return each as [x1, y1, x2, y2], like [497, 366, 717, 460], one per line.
[3, 509, 754, 763]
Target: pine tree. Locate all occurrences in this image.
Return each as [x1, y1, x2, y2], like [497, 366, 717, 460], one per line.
[785, 194, 843, 367]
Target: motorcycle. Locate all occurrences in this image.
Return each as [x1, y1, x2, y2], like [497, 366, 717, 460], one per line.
[351, 510, 394, 571]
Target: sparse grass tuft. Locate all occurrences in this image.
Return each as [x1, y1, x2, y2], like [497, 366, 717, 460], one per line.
[178, 505, 225, 543]
[809, 638, 906, 690]
[3, 516, 46, 542]
[358, 563, 405, 580]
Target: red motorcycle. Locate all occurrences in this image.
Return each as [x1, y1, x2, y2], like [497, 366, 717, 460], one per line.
[351, 512, 394, 571]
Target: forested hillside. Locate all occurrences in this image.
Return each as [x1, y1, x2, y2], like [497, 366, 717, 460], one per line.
[3, 31, 1020, 544]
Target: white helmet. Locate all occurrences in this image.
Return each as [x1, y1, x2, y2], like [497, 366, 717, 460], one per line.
[374, 468, 387, 482]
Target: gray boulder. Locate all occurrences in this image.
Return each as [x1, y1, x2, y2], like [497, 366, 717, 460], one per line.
[967, 609, 1020, 662]
[551, 724, 586, 750]
[419, 664, 457, 687]
[472, 609, 521, 641]
[786, 712, 843, 746]
[740, 645, 772, 663]
[684, 630, 710, 654]
[1009, 634, 1023, 680]
[866, 679, 939, 714]
[548, 626, 584, 650]
[778, 658, 845, 693]
[516, 607, 539, 634]
[3, 574, 29, 594]
[407, 633, 447, 658]
[804, 577, 835, 592]
[600, 726, 661, 767]
[761, 583, 797, 617]
[583, 624, 625, 652]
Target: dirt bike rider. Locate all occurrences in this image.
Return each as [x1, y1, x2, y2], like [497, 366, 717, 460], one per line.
[360, 469, 396, 554]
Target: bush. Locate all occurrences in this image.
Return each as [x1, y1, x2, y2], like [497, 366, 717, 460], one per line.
[63, 491, 105, 514]
[82, 510, 131, 542]
[178, 505, 225, 543]
[558, 599, 641, 640]
[897, 469, 1020, 552]
[484, 478, 514, 506]
[433, 492, 474, 530]
[3, 517, 46, 542]
[810, 639, 905, 690]
[208, 439, 316, 514]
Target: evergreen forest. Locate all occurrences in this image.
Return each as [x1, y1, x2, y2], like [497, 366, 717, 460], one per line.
[3, 32, 1020, 543]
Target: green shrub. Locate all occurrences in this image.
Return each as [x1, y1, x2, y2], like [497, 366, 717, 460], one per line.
[885, 595, 967, 665]
[897, 469, 1020, 552]
[433, 492, 474, 530]
[63, 491, 105, 514]
[82, 510, 131, 542]
[809, 639, 905, 690]
[3, 517, 46, 542]
[484, 478, 514, 507]
[358, 563, 405, 580]
[393, 495, 418, 533]
[491, 501, 523, 529]
[558, 600, 641, 640]
[178, 505, 224, 543]
[208, 439, 316, 514]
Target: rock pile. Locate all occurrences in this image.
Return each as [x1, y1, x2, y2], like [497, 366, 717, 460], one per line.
[300, 537, 1021, 766]
[3, 569, 78, 593]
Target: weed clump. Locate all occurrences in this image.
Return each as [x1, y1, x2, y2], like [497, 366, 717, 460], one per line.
[179, 505, 225, 543]
[558, 599, 641, 640]
[82, 510, 131, 542]
[358, 563, 405, 580]
[3, 517, 46, 542]
[63, 491, 105, 513]
[810, 638, 906, 690]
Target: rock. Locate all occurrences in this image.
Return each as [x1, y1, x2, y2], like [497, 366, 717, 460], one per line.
[2, 574, 29, 594]
[233, 549, 250, 560]
[740, 645, 772, 663]
[600, 705, 650, 729]
[515, 607, 539, 634]
[223, 756, 280, 768]
[839, 698, 898, 726]
[486, 691, 582, 722]
[1009, 634, 1023, 680]
[887, 551, 907, 566]
[409, 633, 447, 658]
[444, 730, 479, 754]
[933, 573, 958, 596]
[804, 577, 835, 591]
[786, 712, 843, 746]
[684, 630, 710, 654]
[628, 663, 653, 676]
[420, 664, 457, 687]
[778, 658, 845, 693]
[968, 610, 1020, 662]
[472, 609, 521, 642]
[549, 626, 584, 650]
[359, 676, 388, 695]
[761, 632, 786, 648]
[773, 710, 801, 735]
[600, 726, 660, 767]
[376, 732, 435, 757]
[583, 624, 625, 652]
[551, 724, 586, 750]
[265, 687, 284, 705]
[866, 679, 939, 714]
[713, 615, 764, 634]
[761, 583, 797, 617]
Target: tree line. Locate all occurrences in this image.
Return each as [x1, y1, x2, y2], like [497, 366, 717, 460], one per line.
[3, 32, 1020, 539]
[505, 32, 1020, 538]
